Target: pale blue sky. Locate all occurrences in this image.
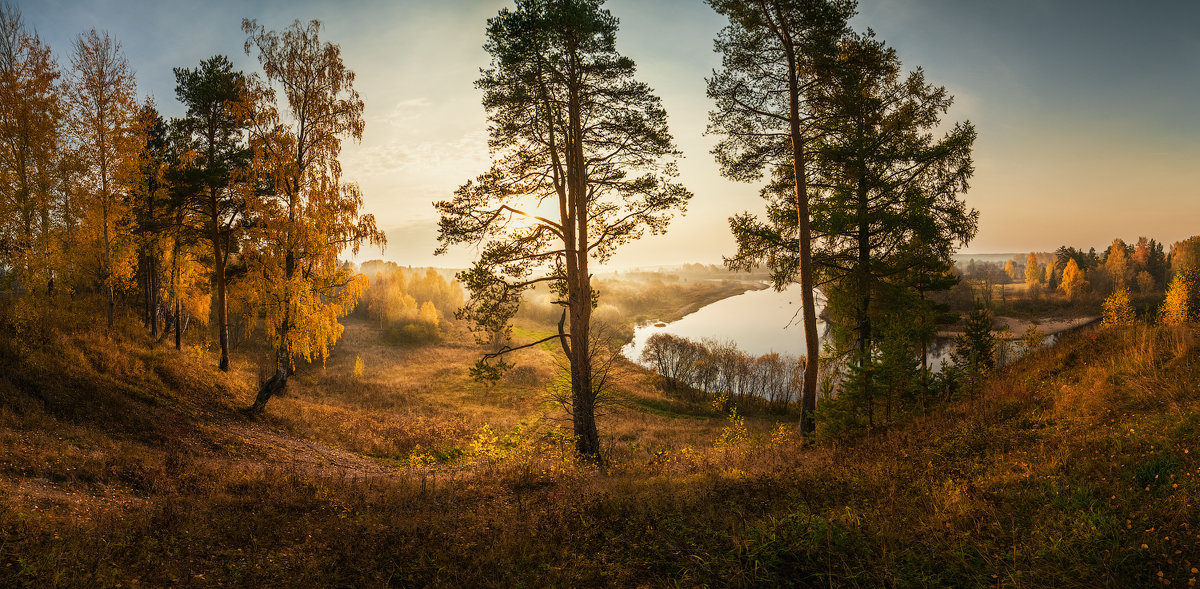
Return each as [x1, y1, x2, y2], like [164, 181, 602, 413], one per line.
[14, 0, 1200, 267]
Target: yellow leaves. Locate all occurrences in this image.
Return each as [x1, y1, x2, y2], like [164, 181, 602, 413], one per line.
[1102, 287, 1135, 327]
[1060, 258, 1088, 302]
[237, 19, 381, 375]
[0, 6, 63, 294]
[1161, 271, 1197, 326]
[418, 301, 439, 328]
[1024, 252, 1043, 287]
[362, 266, 464, 335]
[714, 407, 748, 448]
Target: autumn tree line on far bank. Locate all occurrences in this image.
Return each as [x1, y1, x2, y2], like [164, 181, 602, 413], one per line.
[952, 237, 1200, 328]
[638, 234, 1200, 434]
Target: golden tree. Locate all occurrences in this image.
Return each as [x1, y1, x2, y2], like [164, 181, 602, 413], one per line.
[1023, 253, 1042, 286]
[66, 29, 138, 328]
[0, 4, 62, 296]
[241, 19, 384, 413]
[1104, 238, 1131, 290]
[1160, 270, 1197, 326]
[1059, 258, 1088, 302]
[1101, 287, 1134, 327]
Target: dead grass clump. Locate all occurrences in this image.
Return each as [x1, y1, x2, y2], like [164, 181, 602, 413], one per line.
[503, 364, 551, 388]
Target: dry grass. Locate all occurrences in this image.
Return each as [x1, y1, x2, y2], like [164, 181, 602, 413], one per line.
[1, 294, 1199, 587]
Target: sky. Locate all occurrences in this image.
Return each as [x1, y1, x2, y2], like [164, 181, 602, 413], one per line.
[13, 0, 1200, 269]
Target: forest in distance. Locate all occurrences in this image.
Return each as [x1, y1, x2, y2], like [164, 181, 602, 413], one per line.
[2, 0, 1199, 587]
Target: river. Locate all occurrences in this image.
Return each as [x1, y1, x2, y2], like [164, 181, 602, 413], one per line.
[621, 284, 1054, 371]
[622, 284, 820, 360]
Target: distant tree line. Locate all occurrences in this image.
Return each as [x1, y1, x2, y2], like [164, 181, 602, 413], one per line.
[359, 262, 464, 345]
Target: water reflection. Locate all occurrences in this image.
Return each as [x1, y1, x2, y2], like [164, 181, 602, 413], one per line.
[622, 285, 1059, 372]
[622, 284, 822, 361]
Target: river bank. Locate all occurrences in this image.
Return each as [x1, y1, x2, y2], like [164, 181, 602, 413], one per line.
[937, 315, 1100, 340]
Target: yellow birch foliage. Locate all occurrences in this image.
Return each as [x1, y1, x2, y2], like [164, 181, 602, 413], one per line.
[1160, 271, 1197, 326]
[1101, 287, 1135, 327]
[1024, 253, 1042, 286]
[0, 5, 63, 294]
[240, 19, 384, 368]
[1105, 238, 1131, 289]
[66, 29, 138, 318]
[1059, 258, 1088, 301]
[169, 247, 211, 328]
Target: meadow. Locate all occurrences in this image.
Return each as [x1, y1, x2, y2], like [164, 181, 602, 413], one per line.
[1, 274, 1197, 587]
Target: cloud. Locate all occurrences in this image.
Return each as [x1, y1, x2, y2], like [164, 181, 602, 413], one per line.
[344, 130, 489, 188]
[379, 97, 434, 128]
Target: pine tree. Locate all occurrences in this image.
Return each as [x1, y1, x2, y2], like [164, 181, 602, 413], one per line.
[128, 100, 171, 337]
[809, 31, 976, 400]
[952, 304, 996, 394]
[172, 55, 252, 371]
[708, 0, 854, 433]
[436, 0, 690, 457]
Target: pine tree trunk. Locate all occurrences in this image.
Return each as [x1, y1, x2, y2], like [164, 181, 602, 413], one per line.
[569, 290, 598, 458]
[565, 56, 600, 459]
[784, 39, 820, 435]
[858, 175, 873, 429]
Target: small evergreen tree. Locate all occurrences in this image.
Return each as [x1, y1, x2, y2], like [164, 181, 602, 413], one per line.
[952, 304, 996, 394]
[1021, 323, 1045, 352]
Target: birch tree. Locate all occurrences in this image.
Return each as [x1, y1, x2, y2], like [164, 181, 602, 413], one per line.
[0, 3, 62, 296]
[67, 29, 138, 328]
[241, 19, 384, 413]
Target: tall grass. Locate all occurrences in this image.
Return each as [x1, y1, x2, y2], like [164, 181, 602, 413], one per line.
[2, 300, 1199, 586]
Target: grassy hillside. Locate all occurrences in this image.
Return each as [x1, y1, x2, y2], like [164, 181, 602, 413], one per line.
[1, 300, 1198, 587]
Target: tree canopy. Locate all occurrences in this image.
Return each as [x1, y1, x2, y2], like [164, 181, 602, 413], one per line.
[241, 18, 384, 412]
[709, 0, 855, 432]
[436, 0, 691, 457]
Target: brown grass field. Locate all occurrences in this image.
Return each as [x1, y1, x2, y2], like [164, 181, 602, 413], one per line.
[1, 287, 1198, 587]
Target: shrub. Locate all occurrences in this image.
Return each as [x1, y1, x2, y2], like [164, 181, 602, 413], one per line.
[1101, 287, 1135, 327]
